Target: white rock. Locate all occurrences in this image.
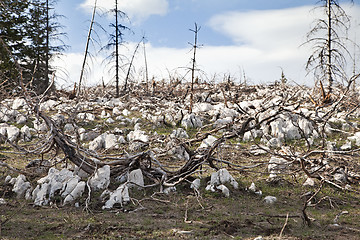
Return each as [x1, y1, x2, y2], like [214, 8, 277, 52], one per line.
[20, 125, 32, 141]
[334, 172, 347, 183]
[16, 115, 27, 124]
[31, 185, 40, 201]
[52, 114, 65, 126]
[250, 145, 270, 156]
[25, 187, 33, 200]
[61, 177, 80, 198]
[209, 169, 238, 189]
[12, 98, 27, 110]
[268, 156, 290, 179]
[181, 113, 203, 129]
[118, 136, 126, 144]
[89, 134, 105, 151]
[122, 109, 131, 116]
[64, 123, 75, 133]
[243, 131, 254, 142]
[198, 135, 217, 149]
[163, 186, 176, 194]
[12, 174, 31, 198]
[270, 119, 285, 138]
[77, 112, 95, 121]
[285, 124, 301, 140]
[214, 117, 232, 127]
[0, 125, 8, 141]
[298, 118, 313, 137]
[49, 181, 63, 198]
[127, 129, 149, 143]
[40, 99, 58, 111]
[134, 123, 142, 131]
[192, 103, 213, 113]
[205, 184, 215, 192]
[34, 183, 50, 206]
[303, 177, 315, 187]
[102, 184, 130, 209]
[168, 145, 190, 161]
[340, 141, 352, 151]
[216, 184, 230, 197]
[190, 179, 201, 190]
[0, 198, 6, 205]
[33, 119, 48, 132]
[267, 137, 282, 148]
[100, 110, 110, 118]
[249, 182, 257, 192]
[112, 107, 122, 116]
[75, 167, 90, 179]
[254, 236, 263, 240]
[104, 134, 118, 149]
[6, 126, 20, 142]
[128, 169, 144, 188]
[80, 131, 99, 142]
[264, 196, 277, 204]
[105, 118, 115, 124]
[63, 181, 86, 205]
[5, 175, 12, 183]
[89, 165, 110, 191]
[170, 128, 189, 139]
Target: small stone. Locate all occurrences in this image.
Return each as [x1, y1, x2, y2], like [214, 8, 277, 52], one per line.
[128, 169, 144, 188]
[303, 177, 315, 187]
[0, 198, 6, 205]
[190, 179, 201, 190]
[249, 182, 256, 192]
[198, 135, 217, 149]
[105, 118, 115, 124]
[5, 175, 12, 183]
[340, 141, 351, 151]
[122, 109, 131, 116]
[89, 165, 110, 191]
[264, 196, 277, 204]
[163, 186, 176, 194]
[216, 184, 230, 197]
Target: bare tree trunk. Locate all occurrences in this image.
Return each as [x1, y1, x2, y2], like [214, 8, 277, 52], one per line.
[115, 0, 119, 97]
[189, 23, 200, 113]
[327, 0, 333, 94]
[143, 38, 149, 92]
[78, 0, 97, 97]
[124, 38, 142, 92]
[45, 0, 49, 93]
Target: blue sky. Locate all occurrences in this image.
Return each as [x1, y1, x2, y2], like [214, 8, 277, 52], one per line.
[54, 0, 360, 89]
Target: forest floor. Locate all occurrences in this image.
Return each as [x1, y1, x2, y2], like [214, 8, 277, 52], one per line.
[1, 83, 360, 239]
[1, 168, 360, 240]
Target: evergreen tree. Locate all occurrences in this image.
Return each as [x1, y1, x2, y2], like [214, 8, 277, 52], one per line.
[25, 0, 67, 94]
[0, 0, 30, 92]
[0, 0, 66, 95]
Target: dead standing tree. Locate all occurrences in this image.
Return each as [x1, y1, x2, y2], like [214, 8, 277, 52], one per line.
[99, 0, 130, 97]
[188, 23, 200, 113]
[78, 0, 97, 97]
[304, 0, 353, 98]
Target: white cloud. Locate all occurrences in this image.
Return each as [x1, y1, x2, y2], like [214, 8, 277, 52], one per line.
[80, 0, 169, 23]
[206, 4, 360, 84]
[56, 4, 360, 89]
[208, 6, 313, 52]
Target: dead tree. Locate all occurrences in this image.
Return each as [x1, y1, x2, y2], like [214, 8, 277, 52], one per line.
[188, 23, 200, 113]
[304, 0, 353, 96]
[78, 0, 97, 97]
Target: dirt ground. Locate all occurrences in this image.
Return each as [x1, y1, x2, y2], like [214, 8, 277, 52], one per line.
[1, 176, 359, 240]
